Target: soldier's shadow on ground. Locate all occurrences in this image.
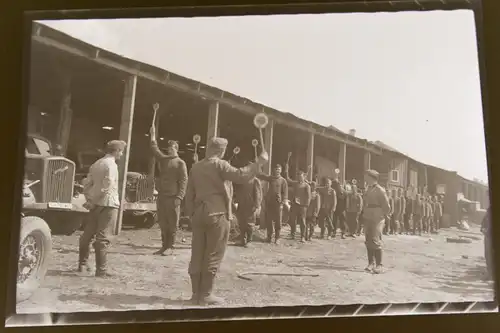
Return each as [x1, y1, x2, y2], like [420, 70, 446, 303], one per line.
[429, 266, 494, 297]
[57, 293, 188, 310]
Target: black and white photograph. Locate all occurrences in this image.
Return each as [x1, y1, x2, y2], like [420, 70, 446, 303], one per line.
[13, 6, 495, 318]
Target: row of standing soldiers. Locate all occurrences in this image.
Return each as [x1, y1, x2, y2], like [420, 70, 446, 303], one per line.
[235, 164, 445, 246]
[383, 190, 444, 236]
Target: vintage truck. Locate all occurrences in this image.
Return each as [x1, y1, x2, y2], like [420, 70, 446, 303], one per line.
[18, 134, 87, 303]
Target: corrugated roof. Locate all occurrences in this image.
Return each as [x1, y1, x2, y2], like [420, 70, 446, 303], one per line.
[30, 22, 487, 186]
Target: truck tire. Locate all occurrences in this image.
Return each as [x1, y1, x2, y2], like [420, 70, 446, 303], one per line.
[140, 212, 157, 229]
[17, 216, 52, 303]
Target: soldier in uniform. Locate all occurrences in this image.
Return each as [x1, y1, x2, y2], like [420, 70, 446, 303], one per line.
[413, 194, 423, 236]
[184, 137, 268, 306]
[257, 164, 288, 244]
[362, 169, 391, 274]
[150, 127, 188, 256]
[346, 183, 363, 238]
[403, 189, 413, 234]
[331, 180, 347, 239]
[234, 171, 263, 247]
[284, 164, 311, 242]
[384, 190, 394, 235]
[80, 140, 126, 277]
[432, 195, 443, 233]
[305, 181, 321, 241]
[392, 188, 404, 235]
[317, 177, 337, 239]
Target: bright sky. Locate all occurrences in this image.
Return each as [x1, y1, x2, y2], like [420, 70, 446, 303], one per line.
[40, 10, 488, 182]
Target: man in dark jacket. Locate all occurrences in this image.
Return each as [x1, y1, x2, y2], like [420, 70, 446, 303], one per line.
[346, 184, 363, 237]
[305, 181, 321, 241]
[403, 190, 413, 234]
[234, 174, 263, 247]
[284, 164, 311, 242]
[150, 127, 188, 256]
[317, 177, 337, 239]
[332, 180, 348, 239]
[257, 164, 288, 244]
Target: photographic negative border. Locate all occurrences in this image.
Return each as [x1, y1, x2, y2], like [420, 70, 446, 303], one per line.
[5, 0, 498, 326]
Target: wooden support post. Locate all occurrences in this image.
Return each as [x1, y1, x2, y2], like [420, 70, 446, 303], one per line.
[263, 119, 274, 175]
[306, 132, 315, 182]
[56, 70, 72, 155]
[207, 101, 220, 141]
[115, 75, 138, 236]
[363, 151, 371, 171]
[338, 142, 346, 185]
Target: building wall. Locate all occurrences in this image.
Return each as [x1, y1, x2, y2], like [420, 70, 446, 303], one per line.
[387, 157, 406, 188]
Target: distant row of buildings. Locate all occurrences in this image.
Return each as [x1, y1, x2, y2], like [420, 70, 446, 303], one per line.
[27, 22, 489, 231]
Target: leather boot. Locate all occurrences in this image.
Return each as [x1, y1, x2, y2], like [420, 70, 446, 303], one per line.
[373, 249, 384, 274]
[365, 248, 375, 272]
[189, 274, 201, 305]
[78, 245, 92, 273]
[199, 272, 224, 306]
[95, 248, 113, 278]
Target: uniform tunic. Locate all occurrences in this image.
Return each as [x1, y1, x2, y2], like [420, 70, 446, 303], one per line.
[234, 178, 263, 243]
[185, 156, 260, 277]
[151, 142, 188, 249]
[80, 155, 120, 271]
[362, 184, 390, 250]
[257, 173, 288, 239]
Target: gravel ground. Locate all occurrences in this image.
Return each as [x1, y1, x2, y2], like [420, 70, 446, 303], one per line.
[16, 224, 494, 314]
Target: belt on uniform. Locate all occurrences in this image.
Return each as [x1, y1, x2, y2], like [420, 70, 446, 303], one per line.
[366, 204, 381, 208]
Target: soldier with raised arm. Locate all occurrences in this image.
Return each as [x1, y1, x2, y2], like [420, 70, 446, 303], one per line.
[150, 127, 188, 256]
[257, 164, 288, 244]
[184, 137, 268, 306]
[362, 169, 391, 274]
[284, 163, 311, 243]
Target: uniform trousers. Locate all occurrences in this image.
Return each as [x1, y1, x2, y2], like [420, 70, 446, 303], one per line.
[289, 204, 307, 238]
[346, 212, 360, 235]
[333, 211, 347, 236]
[318, 207, 335, 237]
[79, 206, 117, 273]
[188, 204, 230, 297]
[157, 196, 180, 249]
[266, 202, 283, 240]
[236, 207, 256, 244]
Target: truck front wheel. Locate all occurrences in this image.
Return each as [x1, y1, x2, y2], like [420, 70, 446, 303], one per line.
[17, 216, 52, 303]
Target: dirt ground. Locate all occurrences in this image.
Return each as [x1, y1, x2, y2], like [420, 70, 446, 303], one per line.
[16, 223, 494, 314]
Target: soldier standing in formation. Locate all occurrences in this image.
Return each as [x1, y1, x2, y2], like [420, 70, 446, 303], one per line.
[332, 180, 347, 239]
[184, 137, 269, 306]
[362, 169, 391, 274]
[234, 169, 263, 247]
[432, 195, 443, 233]
[317, 177, 337, 239]
[345, 183, 363, 238]
[305, 181, 321, 241]
[284, 164, 311, 243]
[384, 190, 394, 235]
[413, 194, 423, 236]
[257, 164, 288, 244]
[150, 127, 188, 256]
[80, 140, 126, 277]
[403, 190, 413, 234]
[391, 188, 403, 234]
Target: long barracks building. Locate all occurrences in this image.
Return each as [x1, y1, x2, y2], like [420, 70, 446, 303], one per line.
[27, 22, 489, 233]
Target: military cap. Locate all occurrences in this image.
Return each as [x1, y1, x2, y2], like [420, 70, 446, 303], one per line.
[274, 164, 282, 169]
[365, 169, 379, 180]
[106, 140, 127, 151]
[207, 137, 228, 150]
[166, 140, 179, 148]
